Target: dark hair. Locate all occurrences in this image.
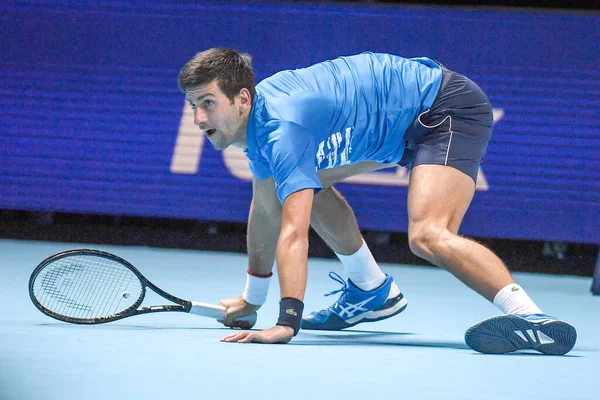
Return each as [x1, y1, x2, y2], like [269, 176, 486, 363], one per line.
[178, 48, 255, 102]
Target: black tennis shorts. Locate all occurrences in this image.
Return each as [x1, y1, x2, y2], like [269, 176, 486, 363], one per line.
[401, 66, 494, 183]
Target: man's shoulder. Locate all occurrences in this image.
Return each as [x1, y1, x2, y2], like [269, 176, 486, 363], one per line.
[256, 88, 334, 126]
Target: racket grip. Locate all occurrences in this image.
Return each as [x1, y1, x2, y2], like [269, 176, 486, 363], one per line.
[189, 301, 257, 323]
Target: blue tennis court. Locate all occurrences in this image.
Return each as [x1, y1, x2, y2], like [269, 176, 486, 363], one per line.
[1, 238, 597, 400]
[2, 2, 599, 400]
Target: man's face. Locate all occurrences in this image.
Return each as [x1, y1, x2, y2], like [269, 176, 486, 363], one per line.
[185, 80, 249, 150]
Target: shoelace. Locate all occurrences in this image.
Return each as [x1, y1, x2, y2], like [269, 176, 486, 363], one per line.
[324, 271, 348, 297]
[312, 272, 348, 315]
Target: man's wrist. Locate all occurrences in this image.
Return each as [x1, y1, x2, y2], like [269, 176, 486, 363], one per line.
[276, 297, 304, 336]
[242, 268, 272, 306]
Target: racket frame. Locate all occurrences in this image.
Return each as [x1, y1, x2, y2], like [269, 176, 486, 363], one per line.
[29, 249, 195, 324]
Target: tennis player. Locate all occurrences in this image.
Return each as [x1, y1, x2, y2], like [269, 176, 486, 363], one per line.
[177, 48, 577, 354]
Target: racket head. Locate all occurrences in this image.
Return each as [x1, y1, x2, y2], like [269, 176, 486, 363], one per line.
[29, 249, 146, 324]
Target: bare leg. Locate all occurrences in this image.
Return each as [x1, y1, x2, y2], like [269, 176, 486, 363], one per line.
[407, 164, 515, 302]
[311, 161, 390, 255]
[247, 162, 388, 274]
[310, 186, 363, 255]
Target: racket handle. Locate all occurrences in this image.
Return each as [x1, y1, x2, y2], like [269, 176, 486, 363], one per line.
[189, 301, 257, 324]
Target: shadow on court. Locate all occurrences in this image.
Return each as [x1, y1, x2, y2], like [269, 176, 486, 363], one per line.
[37, 323, 468, 349]
[469, 352, 583, 358]
[292, 330, 471, 350]
[34, 323, 595, 356]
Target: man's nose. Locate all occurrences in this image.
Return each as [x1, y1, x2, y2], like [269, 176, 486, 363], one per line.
[193, 108, 208, 127]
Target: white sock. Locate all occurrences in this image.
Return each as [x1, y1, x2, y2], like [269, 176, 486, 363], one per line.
[493, 284, 543, 315]
[335, 239, 387, 291]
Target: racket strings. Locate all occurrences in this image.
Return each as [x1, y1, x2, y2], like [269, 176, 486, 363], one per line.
[39, 264, 94, 313]
[33, 255, 143, 321]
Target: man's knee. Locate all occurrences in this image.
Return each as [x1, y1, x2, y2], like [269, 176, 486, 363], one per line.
[408, 222, 450, 259]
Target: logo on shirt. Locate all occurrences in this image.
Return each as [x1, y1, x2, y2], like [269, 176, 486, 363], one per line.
[316, 127, 353, 169]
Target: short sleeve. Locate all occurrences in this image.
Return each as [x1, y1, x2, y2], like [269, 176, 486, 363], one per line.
[260, 120, 322, 204]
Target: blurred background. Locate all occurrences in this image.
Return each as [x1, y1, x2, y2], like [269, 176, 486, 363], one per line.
[1, 0, 599, 282]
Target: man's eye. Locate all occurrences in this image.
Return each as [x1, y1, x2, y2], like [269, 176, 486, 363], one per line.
[204, 100, 214, 108]
[190, 103, 196, 110]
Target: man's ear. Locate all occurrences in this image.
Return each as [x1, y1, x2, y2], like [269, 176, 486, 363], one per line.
[238, 88, 252, 113]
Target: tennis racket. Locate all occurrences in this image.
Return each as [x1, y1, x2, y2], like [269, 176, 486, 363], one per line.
[28, 249, 257, 327]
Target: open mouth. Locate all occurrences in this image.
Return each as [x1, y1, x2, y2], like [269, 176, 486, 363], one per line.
[204, 128, 216, 137]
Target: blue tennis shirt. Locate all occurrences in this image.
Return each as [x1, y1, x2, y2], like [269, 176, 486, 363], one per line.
[245, 52, 442, 203]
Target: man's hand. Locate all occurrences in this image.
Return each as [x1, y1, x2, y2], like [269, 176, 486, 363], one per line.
[221, 325, 294, 344]
[218, 296, 261, 329]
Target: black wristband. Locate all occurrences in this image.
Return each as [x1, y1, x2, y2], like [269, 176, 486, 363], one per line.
[276, 297, 304, 336]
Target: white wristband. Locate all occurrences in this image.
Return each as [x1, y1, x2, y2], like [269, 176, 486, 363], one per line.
[242, 271, 272, 306]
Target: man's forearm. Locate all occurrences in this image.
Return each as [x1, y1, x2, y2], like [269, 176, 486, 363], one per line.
[275, 189, 314, 302]
[247, 198, 280, 276]
[276, 227, 308, 301]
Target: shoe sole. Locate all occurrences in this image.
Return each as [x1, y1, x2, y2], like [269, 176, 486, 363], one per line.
[464, 315, 577, 355]
[302, 296, 408, 331]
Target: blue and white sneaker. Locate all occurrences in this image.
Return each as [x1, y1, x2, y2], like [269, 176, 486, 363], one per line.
[301, 272, 407, 330]
[465, 313, 577, 355]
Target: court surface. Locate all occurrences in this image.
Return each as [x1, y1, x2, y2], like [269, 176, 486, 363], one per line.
[1, 238, 598, 400]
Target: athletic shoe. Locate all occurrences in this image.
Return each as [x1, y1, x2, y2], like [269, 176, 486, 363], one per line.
[465, 313, 577, 355]
[301, 272, 407, 330]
